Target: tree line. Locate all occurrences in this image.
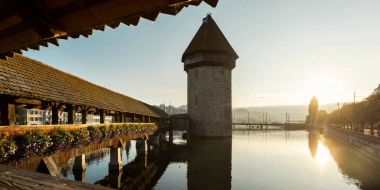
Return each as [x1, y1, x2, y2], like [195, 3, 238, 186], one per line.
[305, 94, 380, 135]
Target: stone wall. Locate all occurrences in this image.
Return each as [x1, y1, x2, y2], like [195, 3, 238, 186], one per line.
[187, 66, 232, 137]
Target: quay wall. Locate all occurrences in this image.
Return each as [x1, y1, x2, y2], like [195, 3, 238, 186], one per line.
[323, 126, 380, 164]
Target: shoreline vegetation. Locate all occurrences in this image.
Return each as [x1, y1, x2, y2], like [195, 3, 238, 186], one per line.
[0, 123, 158, 164]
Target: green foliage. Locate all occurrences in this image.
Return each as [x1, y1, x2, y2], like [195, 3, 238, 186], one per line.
[48, 128, 74, 153]
[87, 126, 103, 143]
[70, 128, 90, 148]
[316, 110, 328, 124]
[308, 96, 318, 124]
[0, 135, 17, 163]
[305, 115, 311, 124]
[0, 123, 158, 163]
[13, 130, 52, 159]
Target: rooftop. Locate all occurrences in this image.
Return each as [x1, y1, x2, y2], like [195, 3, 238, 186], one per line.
[0, 54, 167, 118]
[0, 0, 219, 60]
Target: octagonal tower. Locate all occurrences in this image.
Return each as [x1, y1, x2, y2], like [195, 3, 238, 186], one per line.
[182, 14, 239, 138]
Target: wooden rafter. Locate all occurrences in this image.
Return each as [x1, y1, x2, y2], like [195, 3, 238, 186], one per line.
[0, 0, 218, 60]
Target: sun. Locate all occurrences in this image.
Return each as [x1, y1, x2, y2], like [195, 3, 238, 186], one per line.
[302, 72, 345, 104]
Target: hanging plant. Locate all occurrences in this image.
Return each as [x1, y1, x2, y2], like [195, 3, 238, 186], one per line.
[13, 130, 52, 159]
[47, 128, 74, 154]
[70, 128, 90, 148]
[87, 126, 103, 143]
[0, 135, 17, 164]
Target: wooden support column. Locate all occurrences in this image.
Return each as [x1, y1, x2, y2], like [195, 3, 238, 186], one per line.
[131, 113, 135, 123]
[100, 109, 105, 124]
[142, 115, 145, 123]
[119, 112, 125, 123]
[81, 109, 86, 124]
[147, 116, 151, 123]
[73, 154, 86, 171]
[121, 112, 127, 123]
[109, 147, 122, 172]
[52, 106, 58, 125]
[67, 104, 75, 124]
[0, 95, 10, 126]
[114, 113, 119, 123]
[49, 102, 63, 125]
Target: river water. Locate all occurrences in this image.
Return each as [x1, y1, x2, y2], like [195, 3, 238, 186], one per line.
[58, 129, 380, 189]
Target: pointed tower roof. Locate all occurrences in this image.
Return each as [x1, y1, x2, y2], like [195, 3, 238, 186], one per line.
[182, 14, 238, 62]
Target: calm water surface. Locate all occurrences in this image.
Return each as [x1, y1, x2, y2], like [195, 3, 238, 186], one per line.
[60, 130, 380, 189]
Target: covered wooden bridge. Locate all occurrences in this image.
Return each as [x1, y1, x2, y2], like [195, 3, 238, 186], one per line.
[0, 0, 221, 126]
[0, 54, 169, 126]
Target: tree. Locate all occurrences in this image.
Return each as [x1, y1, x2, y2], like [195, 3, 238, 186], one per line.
[316, 110, 328, 125]
[308, 96, 318, 124]
[305, 115, 311, 124]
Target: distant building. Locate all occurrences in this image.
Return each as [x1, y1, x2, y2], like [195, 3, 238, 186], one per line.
[16, 108, 113, 125]
[74, 113, 113, 124]
[16, 108, 67, 125]
[370, 84, 380, 96]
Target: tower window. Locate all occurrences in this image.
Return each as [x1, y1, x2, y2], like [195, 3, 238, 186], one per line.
[195, 70, 198, 78]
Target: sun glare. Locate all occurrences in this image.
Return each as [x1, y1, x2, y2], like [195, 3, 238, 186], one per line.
[314, 142, 331, 166]
[302, 73, 345, 104]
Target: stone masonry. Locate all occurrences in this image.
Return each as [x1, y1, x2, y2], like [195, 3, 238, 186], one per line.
[182, 14, 238, 138]
[187, 66, 232, 137]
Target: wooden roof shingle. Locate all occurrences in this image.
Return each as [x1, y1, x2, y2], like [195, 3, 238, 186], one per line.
[0, 54, 168, 118]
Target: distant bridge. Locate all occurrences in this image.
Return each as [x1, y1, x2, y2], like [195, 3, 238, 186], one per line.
[232, 122, 314, 130]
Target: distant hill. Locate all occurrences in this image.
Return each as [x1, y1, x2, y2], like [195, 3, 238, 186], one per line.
[233, 103, 338, 123]
[154, 103, 337, 122]
[153, 104, 187, 115]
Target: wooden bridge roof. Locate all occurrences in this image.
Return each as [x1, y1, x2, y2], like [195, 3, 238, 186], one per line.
[0, 54, 168, 118]
[0, 0, 219, 60]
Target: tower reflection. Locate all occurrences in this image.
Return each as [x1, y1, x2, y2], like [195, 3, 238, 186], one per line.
[188, 138, 232, 190]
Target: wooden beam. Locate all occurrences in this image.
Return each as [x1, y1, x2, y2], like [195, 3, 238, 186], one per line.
[11, 0, 66, 39]
[42, 0, 77, 11]
[13, 97, 41, 105]
[0, 95, 10, 126]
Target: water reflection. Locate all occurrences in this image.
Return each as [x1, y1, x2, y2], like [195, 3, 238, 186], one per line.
[322, 133, 380, 189]
[308, 130, 318, 158]
[188, 139, 232, 190]
[6, 130, 380, 189]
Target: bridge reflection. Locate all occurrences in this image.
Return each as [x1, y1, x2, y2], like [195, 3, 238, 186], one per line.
[94, 137, 232, 189]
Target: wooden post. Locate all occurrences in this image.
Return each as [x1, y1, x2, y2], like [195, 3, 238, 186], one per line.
[131, 113, 135, 123]
[67, 104, 75, 124]
[52, 106, 58, 125]
[109, 147, 122, 172]
[0, 95, 10, 126]
[142, 115, 145, 123]
[81, 109, 86, 124]
[73, 154, 86, 171]
[114, 113, 118, 123]
[148, 116, 151, 123]
[100, 109, 105, 124]
[119, 112, 125, 123]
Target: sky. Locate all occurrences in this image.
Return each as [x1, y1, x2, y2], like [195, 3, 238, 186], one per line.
[23, 0, 380, 108]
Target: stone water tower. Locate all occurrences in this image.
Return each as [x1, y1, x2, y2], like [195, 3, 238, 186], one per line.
[182, 14, 238, 138]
